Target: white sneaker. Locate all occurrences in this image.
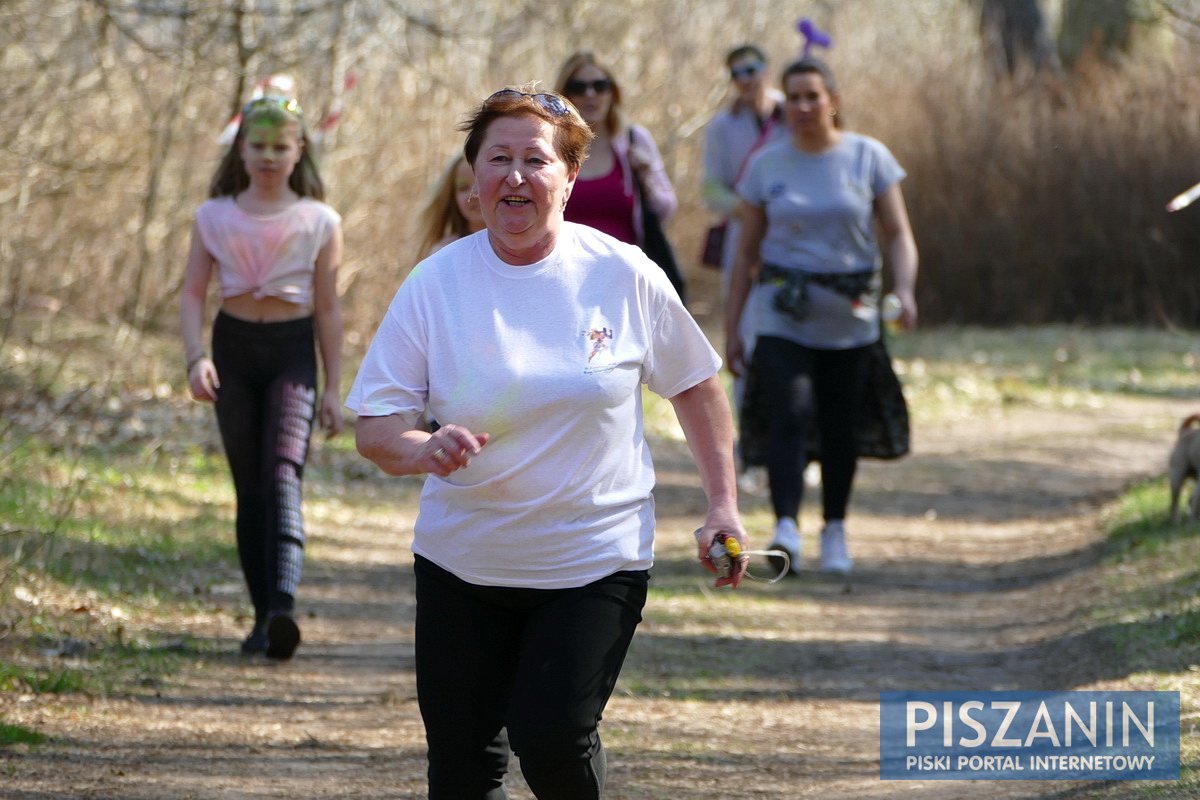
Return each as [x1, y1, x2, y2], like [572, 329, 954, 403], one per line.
[737, 466, 768, 496]
[819, 520, 853, 573]
[768, 517, 802, 576]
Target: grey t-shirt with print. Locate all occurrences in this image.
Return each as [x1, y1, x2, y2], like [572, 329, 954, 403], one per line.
[737, 132, 906, 349]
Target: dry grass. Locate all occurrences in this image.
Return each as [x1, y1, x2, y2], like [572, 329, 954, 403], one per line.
[3, 305, 1200, 793]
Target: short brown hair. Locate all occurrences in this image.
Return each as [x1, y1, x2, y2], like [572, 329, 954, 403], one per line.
[459, 85, 593, 174]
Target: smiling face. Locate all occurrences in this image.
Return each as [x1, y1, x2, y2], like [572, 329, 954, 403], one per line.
[784, 71, 838, 137]
[238, 120, 303, 190]
[563, 63, 614, 131]
[472, 113, 578, 265]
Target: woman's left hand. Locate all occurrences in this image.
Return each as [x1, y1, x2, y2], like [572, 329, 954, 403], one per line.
[628, 143, 652, 178]
[695, 520, 749, 589]
[894, 288, 918, 331]
[724, 336, 746, 378]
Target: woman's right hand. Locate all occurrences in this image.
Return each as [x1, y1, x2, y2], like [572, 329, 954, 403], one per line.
[188, 358, 219, 402]
[424, 424, 490, 478]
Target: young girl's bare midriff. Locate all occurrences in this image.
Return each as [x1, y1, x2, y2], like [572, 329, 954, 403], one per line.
[221, 293, 311, 323]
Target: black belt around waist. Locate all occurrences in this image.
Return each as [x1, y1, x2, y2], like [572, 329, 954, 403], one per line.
[759, 263, 876, 301]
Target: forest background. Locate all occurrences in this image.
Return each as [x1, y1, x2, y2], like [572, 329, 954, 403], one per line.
[1, 0, 1199, 344]
[4, 4, 1200, 792]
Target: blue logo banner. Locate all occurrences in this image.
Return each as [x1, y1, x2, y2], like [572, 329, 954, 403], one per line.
[880, 691, 1179, 780]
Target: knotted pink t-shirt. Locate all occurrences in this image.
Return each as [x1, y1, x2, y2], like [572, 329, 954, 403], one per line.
[195, 196, 340, 308]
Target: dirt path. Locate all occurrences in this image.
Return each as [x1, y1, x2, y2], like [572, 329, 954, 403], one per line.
[3, 393, 1194, 799]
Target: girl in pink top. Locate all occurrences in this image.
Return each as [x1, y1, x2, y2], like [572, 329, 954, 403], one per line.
[179, 95, 344, 661]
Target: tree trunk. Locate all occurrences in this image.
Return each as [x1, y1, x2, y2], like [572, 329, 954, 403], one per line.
[980, 0, 1063, 81]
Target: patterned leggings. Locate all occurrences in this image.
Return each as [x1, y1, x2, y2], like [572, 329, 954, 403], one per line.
[212, 311, 316, 621]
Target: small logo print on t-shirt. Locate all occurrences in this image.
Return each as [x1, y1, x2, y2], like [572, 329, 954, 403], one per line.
[846, 177, 872, 201]
[582, 326, 615, 373]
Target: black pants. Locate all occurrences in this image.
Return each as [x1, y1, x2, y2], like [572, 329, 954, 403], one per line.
[750, 336, 871, 522]
[212, 311, 316, 622]
[414, 555, 648, 800]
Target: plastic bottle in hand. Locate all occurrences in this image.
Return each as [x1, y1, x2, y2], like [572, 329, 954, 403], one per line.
[881, 293, 902, 333]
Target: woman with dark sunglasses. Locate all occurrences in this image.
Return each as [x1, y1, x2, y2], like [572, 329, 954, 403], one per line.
[348, 86, 745, 799]
[552, 51, 686, 302]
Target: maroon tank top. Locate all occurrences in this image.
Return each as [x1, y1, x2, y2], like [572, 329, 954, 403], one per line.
[564, 153, 637, 244]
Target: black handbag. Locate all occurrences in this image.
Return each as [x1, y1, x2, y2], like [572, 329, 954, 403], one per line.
[629, 131, 687, 305]
[701, 223, 726, 269]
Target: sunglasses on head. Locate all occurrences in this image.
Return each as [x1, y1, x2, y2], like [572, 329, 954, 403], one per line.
[729, 62, 763, 80]
[485, 89, 570, 117]
[243, 95, 303, 118]
[564, 78, 613, 96]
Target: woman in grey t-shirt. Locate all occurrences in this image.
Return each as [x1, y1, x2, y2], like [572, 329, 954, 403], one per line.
[724, 57, 918, 575]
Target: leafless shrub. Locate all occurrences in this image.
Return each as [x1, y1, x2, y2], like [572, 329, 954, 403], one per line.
[1, 0, 1197, 340]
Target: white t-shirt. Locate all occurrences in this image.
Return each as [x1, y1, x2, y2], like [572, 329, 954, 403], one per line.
[346, 223, 720, 589]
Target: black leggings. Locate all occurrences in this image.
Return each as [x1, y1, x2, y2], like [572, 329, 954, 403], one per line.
[414, 556, 648, 800]
[750, 336, 871, 523]
[212, 311, 316, 622]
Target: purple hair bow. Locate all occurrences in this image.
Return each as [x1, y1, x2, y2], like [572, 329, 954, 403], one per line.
[797, 17, 832, 58]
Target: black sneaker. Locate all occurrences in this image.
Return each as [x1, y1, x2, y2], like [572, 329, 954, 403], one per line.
[266, 612, 301, 661]
[240, 620, 268, 655]
[766, 548, 794, 579]
[766, 518, 801, 578]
